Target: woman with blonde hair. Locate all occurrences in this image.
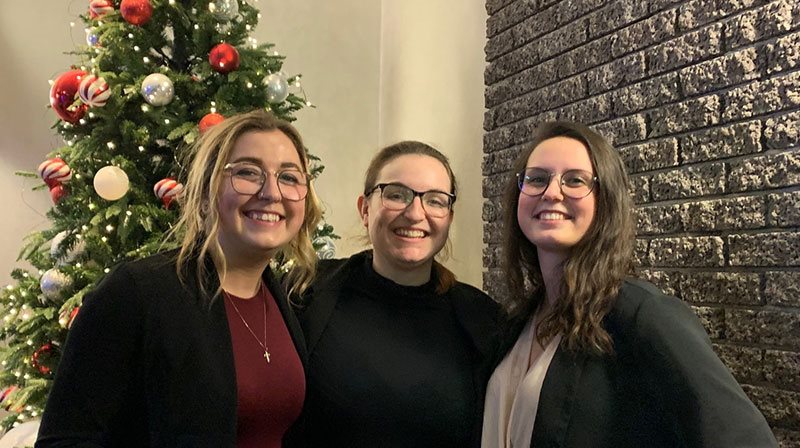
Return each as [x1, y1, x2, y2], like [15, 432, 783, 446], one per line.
[37, 109, 321, 447]
[483, 121, 776, 447]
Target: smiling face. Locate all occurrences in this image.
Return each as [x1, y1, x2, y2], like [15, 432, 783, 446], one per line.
[358, 154, 453, 282]
[217, 129, 306, 264]
[517, 136, 596, 263]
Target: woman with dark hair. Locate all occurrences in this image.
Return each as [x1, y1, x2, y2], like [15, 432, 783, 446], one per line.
[482, 121, 776, 447]
[37, 109, 322, 447]
[300, 141, 501, 447]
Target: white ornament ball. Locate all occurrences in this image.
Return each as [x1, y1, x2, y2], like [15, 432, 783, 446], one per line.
[50, 231, 86, 264]
[263, 73, 289, 104]
[40, 269, 72, 302]
[93, 165, 130, 201]
[0, 418, 40, 448]
[210, 0, 239, 21]
[314, 236, 336, 260]
[141, 73, 175, 106]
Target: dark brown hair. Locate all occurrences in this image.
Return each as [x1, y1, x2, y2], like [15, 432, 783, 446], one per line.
[502, 121, 635, 354]
[363, 141, 457, 294]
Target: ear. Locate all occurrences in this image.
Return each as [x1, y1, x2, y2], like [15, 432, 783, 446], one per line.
[357, 195, 369, 227]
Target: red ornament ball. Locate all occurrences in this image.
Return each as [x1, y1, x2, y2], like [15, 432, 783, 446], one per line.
[89, 0, 114, 19]
[50, 70, 88, 124]
[209, 43, 240, 74]
[120, 0, 153, 26]
[31, 343, 55, 375]
[199, 112, 225, 134]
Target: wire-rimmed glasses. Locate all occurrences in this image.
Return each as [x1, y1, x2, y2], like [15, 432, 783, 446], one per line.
[223, 162, 310, 202]
[366, 183, 455, 218]
[516, 167, 597, 199]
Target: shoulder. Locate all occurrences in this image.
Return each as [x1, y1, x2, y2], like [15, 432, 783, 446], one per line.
[449, 281, 501, 314]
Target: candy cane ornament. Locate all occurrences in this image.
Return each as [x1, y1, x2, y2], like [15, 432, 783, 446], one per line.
[37, 158, 72, 204]
[154, 177, 184, 209]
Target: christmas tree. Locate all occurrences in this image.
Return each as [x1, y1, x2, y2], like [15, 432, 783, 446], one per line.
[0, 0, 335, 431]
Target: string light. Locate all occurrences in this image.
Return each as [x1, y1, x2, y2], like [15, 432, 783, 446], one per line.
[138, 145, 145, 152]
[104, 268, 110, 273]
[134, 45, 140, 52]
[143, 56, 150, 63]
[101, 237, 108, 243]
[246, 82, 253, 88]
[105, 225, 114, 232]
[194, 24, 200, 30]
[164, 119, 170, 124]
[141, 104, 150, 112]
[107, 142, 116, 149]
[89, 203, 96, 210]
[128, 33, 134, 39]
[126, 211, 133, 216]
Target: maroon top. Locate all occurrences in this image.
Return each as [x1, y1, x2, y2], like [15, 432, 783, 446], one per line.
[223, 284, 305, 448]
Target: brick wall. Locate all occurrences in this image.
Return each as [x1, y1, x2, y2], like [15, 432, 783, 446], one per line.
[482, 0, 800, 443]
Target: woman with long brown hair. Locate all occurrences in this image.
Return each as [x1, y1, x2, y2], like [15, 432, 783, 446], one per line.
[37, 109, 321, 447]
[482, 121, 776, 447]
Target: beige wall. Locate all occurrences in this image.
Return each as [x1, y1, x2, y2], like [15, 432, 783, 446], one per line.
[0, 1, 487, 289]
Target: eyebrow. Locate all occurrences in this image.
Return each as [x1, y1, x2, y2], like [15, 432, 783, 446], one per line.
[230, 156, 301, 170]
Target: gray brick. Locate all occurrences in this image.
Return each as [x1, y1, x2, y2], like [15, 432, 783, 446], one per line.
[485, 58, 560, 108]
[554, 93, 613, 124]
[679, 46, 762, 97]
[725, 0, 800, 50]
[681, 196, 766, 231]
[728, 151, 800, 192]
[483, 171, 510, 197]
[594, 114, 647, 146]
[742, 384, 800, 428]
[775, 428, 800, 448]
[587, 0, 649, 38]
[727, 308, 800, 347]
[647, 95, 721, 137]
[649, 0, 684, 13]
[680, 120, 762, 163]
[766, 31, 800, 74]
[768, 191, 800, 228]
[648, 236, 725, 267]
[483, 268, 510, 303]
[619, 138, 678, 173]
[680, 272, 761, 305]
[585, 52, 646, 95]
[634, 238, 649, 267]
[631, 174, 650, 204]
[765, 271, 800, 307]
[678, 0, 723, 30]
[648, 23, 724, 75]
[482, 198, 504, 223]
[612, 73, 680, 116]
[722, 71, 800, 122]
[483, 244, 503, 269]
[483, 145, 525, 175]
[638, 269, 680, 296]
[483, 221, 503, 244]
[718, 0, 769, 17]
[559, 35, 617, 80]
[728, 231, 800, 266]
[764, 110, 800, 149]
[636, 204, 683, 235]
[486, 0, 516, 16]
[492, 75, 586, 127]
[691, 305, 725, 339]
[487, 0, 537, 38]
[611, 9, 677, 58]
[714, 343, 764, 383]
[651, 163, 726, 201]
[764, 349, 800, 389]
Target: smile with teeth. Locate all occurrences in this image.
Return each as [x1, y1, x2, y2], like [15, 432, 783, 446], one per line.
[537, 212, 569, 220]
[394, 228, 427, 238]
[246, 211, 282, 222]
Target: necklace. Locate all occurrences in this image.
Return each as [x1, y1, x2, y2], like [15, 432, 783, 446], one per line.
[225, 284, 270, 363]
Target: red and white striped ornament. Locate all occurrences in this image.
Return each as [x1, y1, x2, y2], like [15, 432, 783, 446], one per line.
[89, 0, 114, 19]
[78, 74, 111, 107]
[37, 158, 72, 203]
[154, 177, 184, 209]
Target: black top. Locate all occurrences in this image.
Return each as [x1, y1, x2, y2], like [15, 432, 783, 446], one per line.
[493, 278, 778, 448]
[36, 250, 308, 447]
[299, 251, 501, 448]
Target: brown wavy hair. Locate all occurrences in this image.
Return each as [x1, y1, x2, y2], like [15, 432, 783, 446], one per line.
[502, 121, 635, 354]
[362, 141, 457, 294]
[168, 109, 322, 302]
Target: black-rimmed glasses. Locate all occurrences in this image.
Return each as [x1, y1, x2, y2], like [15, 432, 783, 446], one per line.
[366, 183, 455, 218]
[517, 168, 597, 199]
[223, 162, 310, 202]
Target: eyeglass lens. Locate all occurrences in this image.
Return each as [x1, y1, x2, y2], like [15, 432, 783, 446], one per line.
[378, 184, 452, 218]
[227, 163, 309, 201]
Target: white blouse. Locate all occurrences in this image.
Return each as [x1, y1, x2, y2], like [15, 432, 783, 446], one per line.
[482, 317, 562, 448]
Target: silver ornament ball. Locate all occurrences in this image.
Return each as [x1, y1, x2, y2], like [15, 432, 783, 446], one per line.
[50, 230, 86, 264]
[263, 73, 289, 104]
[40, 269, 72, 302]
[210, 0, 239, 21]
[141, 73, 175, 106]
[315, 236, 337, 260]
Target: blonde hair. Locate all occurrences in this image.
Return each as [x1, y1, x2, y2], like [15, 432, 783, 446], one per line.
[169, 109, 322, 302]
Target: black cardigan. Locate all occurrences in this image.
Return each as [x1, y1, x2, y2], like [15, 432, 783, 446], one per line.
[495, 278, 777, 448]
[36, 250, 307, 447]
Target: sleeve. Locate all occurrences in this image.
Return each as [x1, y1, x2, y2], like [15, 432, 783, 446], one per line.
[631, 289, 778, 447]
[36, 263, 145, 447]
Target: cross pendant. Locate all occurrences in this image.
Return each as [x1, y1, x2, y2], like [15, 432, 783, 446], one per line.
[264, 349, 271, 363]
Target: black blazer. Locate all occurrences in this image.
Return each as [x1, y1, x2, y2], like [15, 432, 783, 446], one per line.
[495, 279, 777, 448]
[36, 250, 307, 447]
[300, 251, 502, 447]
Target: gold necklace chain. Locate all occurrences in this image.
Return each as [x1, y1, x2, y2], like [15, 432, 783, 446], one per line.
[225, 284, 271, 363]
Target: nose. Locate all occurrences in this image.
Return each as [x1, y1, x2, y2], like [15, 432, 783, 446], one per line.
[403, 195, 426, 220]
[258, 173, 282, 202]
[540, 175, 564, 201]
